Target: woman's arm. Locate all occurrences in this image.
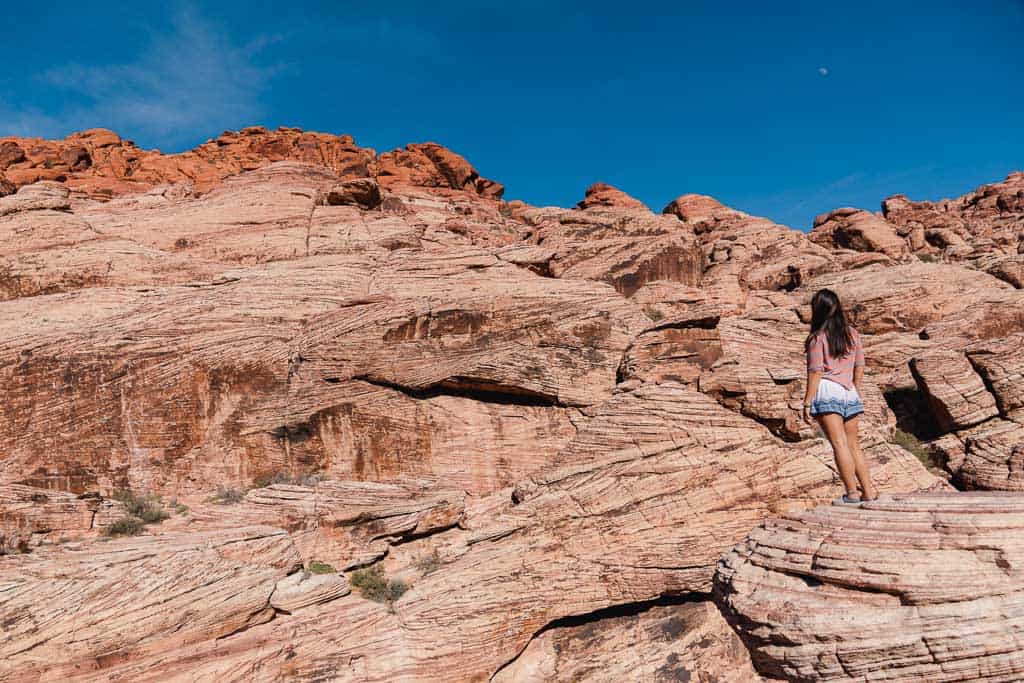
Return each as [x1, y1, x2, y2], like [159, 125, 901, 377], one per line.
[804, 333, 826, 422]
[803, 370, 823, 423]
[853, 330, 866, 395]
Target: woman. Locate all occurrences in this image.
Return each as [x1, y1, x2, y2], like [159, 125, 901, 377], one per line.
[802, 288, 878, 505]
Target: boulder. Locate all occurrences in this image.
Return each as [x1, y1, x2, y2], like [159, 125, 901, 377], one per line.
[910, 350, 1000, 432]
[325, 177, 383, 209]
[698, 310, 894, 442]
[810, 207, 908, 257]
[715, 492, 1024, 682]
[958, 419, 1024, 490]
[968, 333, 1024, 417]
[577, 181, 648, 210]
[662, 193, 739, 225]
[0, 140, 27, 168]
[377, 142, 504, 198]
[696, 211, 835, 294]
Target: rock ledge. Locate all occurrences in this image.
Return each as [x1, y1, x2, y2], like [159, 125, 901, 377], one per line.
[714, 492, 1024, 682]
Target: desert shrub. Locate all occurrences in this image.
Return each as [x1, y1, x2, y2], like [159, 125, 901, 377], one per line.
[643, 306, 665, 322]
[211, 487, 245, 505]
[104, 516, 146, 537]
[112, 490, 169, 524]
[388, 579, 409, 602]
[350, 565, 389, 602]
[308, 560, 336, 575]
[413, 549, 442, 575]
[892, 428, 937, 468]
[917, 253, 939, 263]
[350, 565, 409, 608]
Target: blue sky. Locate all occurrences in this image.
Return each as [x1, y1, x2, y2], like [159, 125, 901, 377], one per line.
[1, 1, 1021, 229]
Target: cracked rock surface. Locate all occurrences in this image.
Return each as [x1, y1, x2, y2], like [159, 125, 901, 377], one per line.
[715, 492, 1024, 682]
[0, 127, 1021, 681]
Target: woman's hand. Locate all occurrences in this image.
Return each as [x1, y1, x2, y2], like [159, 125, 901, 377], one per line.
[803, 371, 822, 426]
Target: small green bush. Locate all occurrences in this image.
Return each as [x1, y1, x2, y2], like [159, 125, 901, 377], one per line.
[892, 428, 936, 468]
[211, 487, 245, 505]
[112, 490, 169, 524]
[308, 560, 336, 575]
[350, 565, 389, 602]
[917, 253, 939, 263]
[643, 306, 665, 322]
[388, 579, 409, 602]
[105, 516, 146, 537]
[413, 549, 442, 575]
[350, 565, 409, 608]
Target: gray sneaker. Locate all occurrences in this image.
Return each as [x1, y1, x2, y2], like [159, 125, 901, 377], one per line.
[832, 493, 863, 507]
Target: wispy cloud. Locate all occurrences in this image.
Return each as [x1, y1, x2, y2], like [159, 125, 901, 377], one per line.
[0, 5, 281, 148]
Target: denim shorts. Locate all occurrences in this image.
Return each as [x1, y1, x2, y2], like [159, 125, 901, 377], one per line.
[810, 378, 864, 420]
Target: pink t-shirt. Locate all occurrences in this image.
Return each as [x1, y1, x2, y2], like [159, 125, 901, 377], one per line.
[807, 328, 865, 390]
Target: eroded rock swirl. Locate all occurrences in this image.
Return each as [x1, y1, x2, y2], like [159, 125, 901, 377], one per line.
[715, 492, 1024, 683]
[0, 126, 1022, 681]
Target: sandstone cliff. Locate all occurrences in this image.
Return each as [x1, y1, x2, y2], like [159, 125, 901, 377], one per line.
[0, 127, 1021, 681]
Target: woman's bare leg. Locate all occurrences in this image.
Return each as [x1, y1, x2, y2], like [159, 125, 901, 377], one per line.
[816, 413, 859, 495]
[843, 415, 878, 499]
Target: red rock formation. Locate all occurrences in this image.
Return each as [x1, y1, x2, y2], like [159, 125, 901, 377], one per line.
[0, 382, 939, 681]
[0, 126, 1020, 681]
[577, 181, 648, 210]
[715, 492, 1024, 682]
[809, 207, 908, 258]
[492, 601, 763, 682]
[0, 126, 503, 200]
[378, 142, 504, 198]
[809, 173, 1024, 288]
[910, 350, 1000, 432]
[0, 525, 305, 679]
[0, 484, 123, 553]
[325, 177, 383, 209]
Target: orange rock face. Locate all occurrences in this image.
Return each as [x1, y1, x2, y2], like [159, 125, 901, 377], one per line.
[577, 181, 648, 210]
[0, 126, 502, 200]
[0, 126, 1020, 681]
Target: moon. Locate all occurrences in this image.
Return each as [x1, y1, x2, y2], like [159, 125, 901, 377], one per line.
[818, 67, 830, 76]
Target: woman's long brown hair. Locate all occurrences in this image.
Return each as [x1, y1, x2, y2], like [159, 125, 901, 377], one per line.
[805, 288, 854, 358]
